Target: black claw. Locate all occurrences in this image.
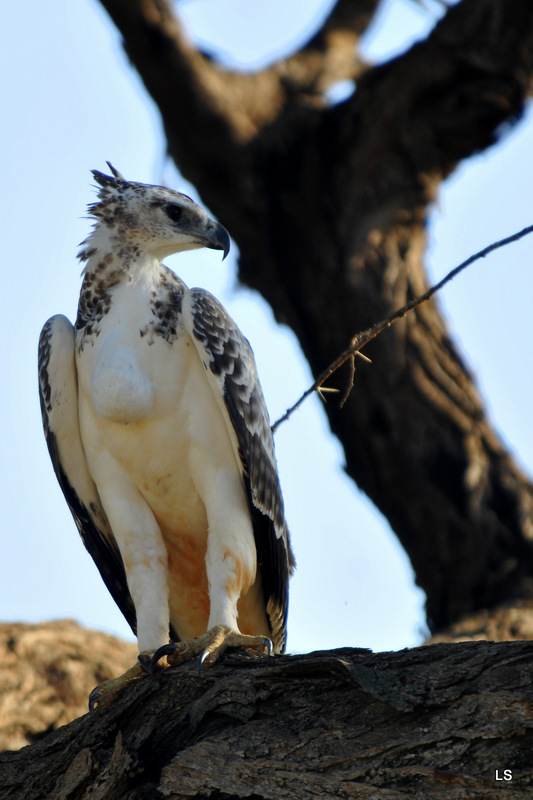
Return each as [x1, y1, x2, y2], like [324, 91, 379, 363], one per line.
[88, 686, 101, 715]
[263, 637, 273, 657]
[197, 648, 210, 676]
[150, 643, 177, 673]
[137, 653, 152, 673]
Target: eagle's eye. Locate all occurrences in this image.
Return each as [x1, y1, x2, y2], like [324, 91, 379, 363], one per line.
[165, 204, 184, 224]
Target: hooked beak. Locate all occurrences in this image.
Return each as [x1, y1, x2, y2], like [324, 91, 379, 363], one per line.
[204, 221, 231, 260]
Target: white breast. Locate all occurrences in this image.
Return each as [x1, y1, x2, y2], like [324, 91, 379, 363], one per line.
[90, 336, 154, 424]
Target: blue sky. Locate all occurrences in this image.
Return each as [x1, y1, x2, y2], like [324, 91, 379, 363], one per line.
[1, 0, 532, 655]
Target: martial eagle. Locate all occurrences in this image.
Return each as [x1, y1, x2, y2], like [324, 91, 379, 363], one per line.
[38, 165, 294, 705]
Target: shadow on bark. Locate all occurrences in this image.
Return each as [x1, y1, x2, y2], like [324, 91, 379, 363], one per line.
[2, 639, 533, 798]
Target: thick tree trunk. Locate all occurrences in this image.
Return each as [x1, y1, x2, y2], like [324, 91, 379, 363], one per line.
[95, 0, 533, 633]
[2, 629, 533, 798]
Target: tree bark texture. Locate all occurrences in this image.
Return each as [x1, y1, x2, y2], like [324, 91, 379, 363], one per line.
[2, 635, 533, 798]
[93, 0, 533, 635]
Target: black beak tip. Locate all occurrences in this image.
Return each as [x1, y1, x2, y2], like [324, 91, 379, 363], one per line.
[210, 221, 230, 260]
[220, 225, 231, 261]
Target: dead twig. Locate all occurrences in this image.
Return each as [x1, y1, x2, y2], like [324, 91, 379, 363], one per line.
[271, 223, 533, 434]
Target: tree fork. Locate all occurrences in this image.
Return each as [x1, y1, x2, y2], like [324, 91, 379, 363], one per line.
[96, 0, 533, 630]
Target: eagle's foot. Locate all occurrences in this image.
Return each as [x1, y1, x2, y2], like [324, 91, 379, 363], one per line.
[88, 651, 155, 714]
[150, 625, 273, 673]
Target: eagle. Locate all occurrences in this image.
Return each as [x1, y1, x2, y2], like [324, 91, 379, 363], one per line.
[38, 165, 294, 706]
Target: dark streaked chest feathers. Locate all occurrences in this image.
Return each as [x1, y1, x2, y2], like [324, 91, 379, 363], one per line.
[76, 263, 186, 351]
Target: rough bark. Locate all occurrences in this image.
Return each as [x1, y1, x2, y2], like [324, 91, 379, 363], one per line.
[2, 625, 533, 799]
[94, 0, 533, 634]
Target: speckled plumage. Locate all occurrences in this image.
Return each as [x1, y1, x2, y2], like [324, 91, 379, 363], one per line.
[38, 166, 294, 660]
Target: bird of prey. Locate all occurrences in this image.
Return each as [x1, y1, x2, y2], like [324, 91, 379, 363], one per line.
[38, 165, 294, 705]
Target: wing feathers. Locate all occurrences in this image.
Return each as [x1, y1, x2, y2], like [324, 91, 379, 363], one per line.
[183, 290, 294, 652]
[38, 315, 137, 635]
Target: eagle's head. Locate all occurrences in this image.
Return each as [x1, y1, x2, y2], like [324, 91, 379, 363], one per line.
[87, 163, 230, 261]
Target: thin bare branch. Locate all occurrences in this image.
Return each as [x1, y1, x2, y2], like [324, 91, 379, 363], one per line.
[272, 223, 533, 433]
[338, 353, 356, 408]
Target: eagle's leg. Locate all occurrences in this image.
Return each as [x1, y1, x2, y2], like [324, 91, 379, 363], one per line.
[86, 477, 174, 712]
[94, 474, 172, 654]
[151, 626, 272, 673]
[88, 651, 157, 713]
[169, 450, 273, 673]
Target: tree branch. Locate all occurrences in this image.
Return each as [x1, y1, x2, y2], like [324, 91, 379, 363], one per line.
[272, 223, 533, 432]
[281, 0, 380, 96]
[2, 636, 533, 797]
